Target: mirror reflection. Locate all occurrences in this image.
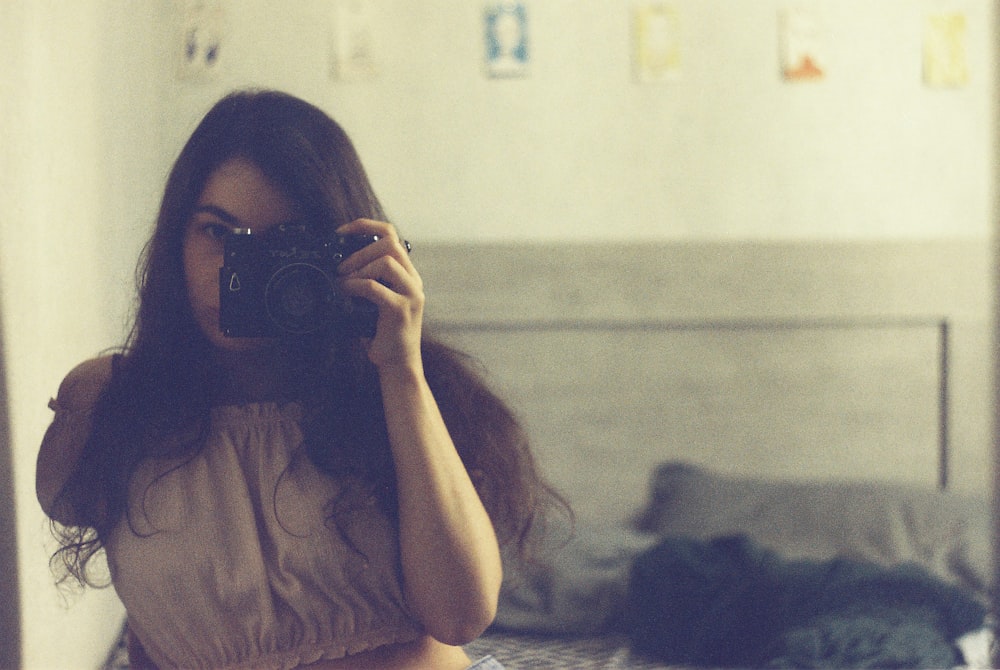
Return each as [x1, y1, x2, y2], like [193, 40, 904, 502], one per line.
[1, 2, 995, 668]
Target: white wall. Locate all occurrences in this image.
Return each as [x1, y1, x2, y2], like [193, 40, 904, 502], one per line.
[155, 0, 996, 242]
[1, 1, 995, 667]
[0, 2, 164, 668]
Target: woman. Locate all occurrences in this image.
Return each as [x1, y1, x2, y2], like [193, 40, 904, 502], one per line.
[36, 89, 564, 669]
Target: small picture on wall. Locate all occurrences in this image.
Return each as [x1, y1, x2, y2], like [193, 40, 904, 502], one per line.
[484, 3, 530, 78]
[778, 7, 826, 82]
[923, 12, 969, 88]
[633, 3, 682, 83]
[330, 0, 378, 81]
[177, 0, 225, 80]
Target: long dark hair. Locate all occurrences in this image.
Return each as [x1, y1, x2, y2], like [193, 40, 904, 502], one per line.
[51, 89, 567, 586]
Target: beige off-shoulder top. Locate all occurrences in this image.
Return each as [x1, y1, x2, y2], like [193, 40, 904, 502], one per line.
[41, 361, 422, 669]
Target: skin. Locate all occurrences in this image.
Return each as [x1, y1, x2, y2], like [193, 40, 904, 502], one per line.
[179, 158, 503, 669]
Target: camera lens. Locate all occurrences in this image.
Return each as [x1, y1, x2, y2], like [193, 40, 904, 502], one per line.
[264, 263, 334, 334]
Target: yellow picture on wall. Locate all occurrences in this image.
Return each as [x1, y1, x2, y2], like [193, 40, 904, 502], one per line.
[633, 3, 681, 83]
[924, 13, 969, 88]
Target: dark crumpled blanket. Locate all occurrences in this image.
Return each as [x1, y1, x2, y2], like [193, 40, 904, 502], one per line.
[625, 535, 986, 668]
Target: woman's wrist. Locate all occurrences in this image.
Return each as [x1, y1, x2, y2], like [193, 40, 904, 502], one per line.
[375, 355, 425, 388]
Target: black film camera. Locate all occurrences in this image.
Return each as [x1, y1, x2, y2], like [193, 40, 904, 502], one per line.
[219, 224, 379, 338]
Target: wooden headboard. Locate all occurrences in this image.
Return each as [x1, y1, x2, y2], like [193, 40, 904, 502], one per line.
[417, 240, 990, 525]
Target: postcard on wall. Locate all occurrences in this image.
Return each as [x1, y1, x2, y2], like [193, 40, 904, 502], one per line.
[923, 12, 969, 88]
[330, 0, 378, 81]
[633, 3, 682, 83]
[484, 3, 530, 78]
[778, 7, 826, 82]
[177, 0, 226, 80]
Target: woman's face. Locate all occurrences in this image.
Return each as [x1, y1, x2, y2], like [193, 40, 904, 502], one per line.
[183, 157, 298, 352]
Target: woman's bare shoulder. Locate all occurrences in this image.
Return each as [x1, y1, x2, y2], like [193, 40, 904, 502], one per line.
[53, 355, 116, 412]
[37, 355, 116, 521]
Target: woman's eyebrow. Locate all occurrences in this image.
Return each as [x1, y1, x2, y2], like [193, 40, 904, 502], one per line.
[191, 204, 242, 227]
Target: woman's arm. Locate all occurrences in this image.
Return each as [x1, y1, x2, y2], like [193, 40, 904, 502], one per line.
[379, 362, 503, 644]
[336, 220, 503, 644]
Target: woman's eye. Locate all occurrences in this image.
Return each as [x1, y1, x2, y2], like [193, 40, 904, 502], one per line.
[203, 223, 231, 240]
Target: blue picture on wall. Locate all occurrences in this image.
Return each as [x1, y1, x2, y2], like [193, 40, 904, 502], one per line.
[485, 3, 529, 78]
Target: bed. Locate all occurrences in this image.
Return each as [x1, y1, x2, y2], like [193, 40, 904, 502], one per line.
[104, 239, 994, 669]
[422, 240, 994, 669]
[458, 462, 992, 669]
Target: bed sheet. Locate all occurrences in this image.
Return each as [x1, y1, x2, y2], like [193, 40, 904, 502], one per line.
[464, 631, 674, 669]
[463, 626, 995, 670]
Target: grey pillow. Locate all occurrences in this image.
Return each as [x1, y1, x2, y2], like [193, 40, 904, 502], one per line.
[495, 522, 657, 635]
[632, 461, 991, 600]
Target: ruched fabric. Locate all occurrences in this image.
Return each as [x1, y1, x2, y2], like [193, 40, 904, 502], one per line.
[88, 402, 420, 669]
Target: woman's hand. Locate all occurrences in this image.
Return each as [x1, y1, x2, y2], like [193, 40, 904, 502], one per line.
[335, 219, 423, 370]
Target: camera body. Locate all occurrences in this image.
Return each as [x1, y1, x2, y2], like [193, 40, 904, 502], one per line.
[219, 224, 378, 338]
